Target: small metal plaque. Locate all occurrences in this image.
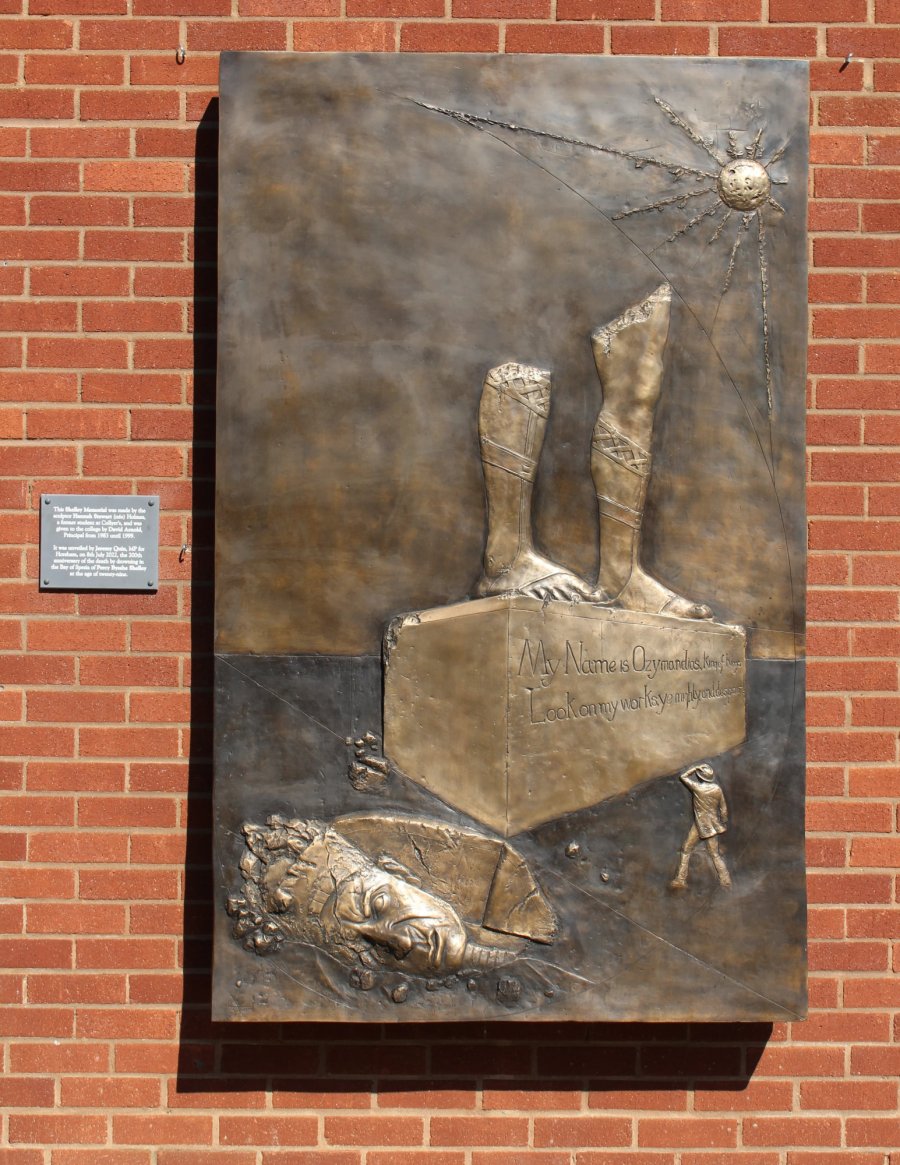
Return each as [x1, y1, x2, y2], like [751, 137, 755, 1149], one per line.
[40, 494, 159, 591]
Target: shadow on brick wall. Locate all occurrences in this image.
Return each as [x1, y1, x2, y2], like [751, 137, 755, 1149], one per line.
[178, 98, 771, 1098]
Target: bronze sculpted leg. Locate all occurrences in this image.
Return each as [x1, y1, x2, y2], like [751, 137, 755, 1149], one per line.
[670, 822, 700, 889]
[590, 284, 712, 620]
[706, 836, 732, 889]
[475, 362, 590, 602]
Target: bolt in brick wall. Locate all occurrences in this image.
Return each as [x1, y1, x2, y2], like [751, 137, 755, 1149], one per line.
[0, 1, 899, 1162]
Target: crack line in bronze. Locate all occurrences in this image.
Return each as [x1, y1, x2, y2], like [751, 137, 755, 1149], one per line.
[218, 655, 351, 744]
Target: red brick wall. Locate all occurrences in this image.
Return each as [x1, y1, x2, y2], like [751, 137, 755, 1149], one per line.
[1, 1, 899, 1160]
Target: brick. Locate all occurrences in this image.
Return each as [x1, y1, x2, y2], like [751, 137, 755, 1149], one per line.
[84, 161, 186, 193]
[788, 1155, 884, 1165]
[810, 725, 894, 765]
[2, 18, 72, 46]
[27, 620, 126, 652]
[82, 445, 183, 477]
[430, 1118, 528, 1146]
[454, 0, 551, 11]
[112, 1115, 213, 1145]
[720, 26, 815, 54]
[815, 445, 900, 482]
[849, 763, 900, 794]
[506, 23, 607, 51]
[76, 937, 177, 969]
[0, 1077, 55, 1107]
[30, 195, 130, 227]
[867, 344, 900, 373]
[0, 444, 76, 476]
[772, 0, 865, 17]
[808, 872, 893, 902]
[220, 1117, 320, 1145]
[79, 656, 179, 686]
[827, 24, 900, 55]
[29, 336, 127, 370]
[26, 407, 126, 441]
[82, 372, 183, 404]
[133, 338, 194, 368]
[808, 660, 896, 692]
[534, 1117, 632, 1147]
[79, 869, 180, 901]
[843, 975, 900, 1006]
[10, 1041, 108, 1073]
[868, 132, 900, 163]
[0, 725, 75, 757]
[25, 53, 124, 85]
[868, 273, 900, 303]
[814, 308, 900, 339]
[743, 1117, 842, 1146]
[851, 837, 900, 866]
[84, 229, 184, 262]
[31, 127, 129, 158]
[160, 1154, 258, 1165]
[0, 1003, 73, 1035]
[131, 55, 223, 85]
[8, 1115, 107, 1145]
[400, 22, 500, 50]
[816, 237, 900, 268]
[662, 0, 757, 15]
[611, 25, 708, 53]
[186, 20, 288, 48]
[0, 655, 74, 684]
[78, 795, 177, 827]
[80, 90, 180, 122]
[851, 1045, 900, 1075]
[79, 726, 180, 757]
[808, 939, 887, 970]
[0, 794, 73, 825]
[83, 301, 184, 333]
[77, 1008, 178, 1040]
[27, 971, 126, 1003]
[846, 1118, 900, 1147]
[0, 91, 75, 121]
[50, 1153, 151, 1165]
[549, 0, 647, 14]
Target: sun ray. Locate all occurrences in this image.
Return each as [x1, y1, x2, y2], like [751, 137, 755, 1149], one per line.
[652, 200, 722, 252]
[748, 127, 765, 160]
[613, 186, 716, 220]
[708, 207, 734, 244]
[766, 197, 786, 214]
[757, 214, 773, 414]
[767, 143, 787, 165]
[722, 213, 753, 292]
[727, 131, 742, 159]
[406, 98, 719, 181]
[653, 96, 728, 166]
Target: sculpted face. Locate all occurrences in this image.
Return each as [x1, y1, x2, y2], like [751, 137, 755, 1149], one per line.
[328, 864, 469, 974]
[232, 817, 517, 975]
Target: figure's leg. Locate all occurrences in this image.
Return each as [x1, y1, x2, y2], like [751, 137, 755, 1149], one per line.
[706, 836, 732, 889]
[475, 362, 590, 601]
[670, 823, 700, 889]
[590, 284, 711, 619]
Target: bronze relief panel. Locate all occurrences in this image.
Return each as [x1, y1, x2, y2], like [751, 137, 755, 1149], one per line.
[214, 54, 807, 1022]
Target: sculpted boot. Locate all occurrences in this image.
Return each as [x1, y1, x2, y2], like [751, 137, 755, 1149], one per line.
[475, 362, 590, 602]
[590, 284, 712, 619]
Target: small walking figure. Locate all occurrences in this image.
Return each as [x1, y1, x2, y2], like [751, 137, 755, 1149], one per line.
[670, 762, 731, 890]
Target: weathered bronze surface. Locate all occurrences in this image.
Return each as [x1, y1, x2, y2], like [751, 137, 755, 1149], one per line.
[214, 53, 808, 1022]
